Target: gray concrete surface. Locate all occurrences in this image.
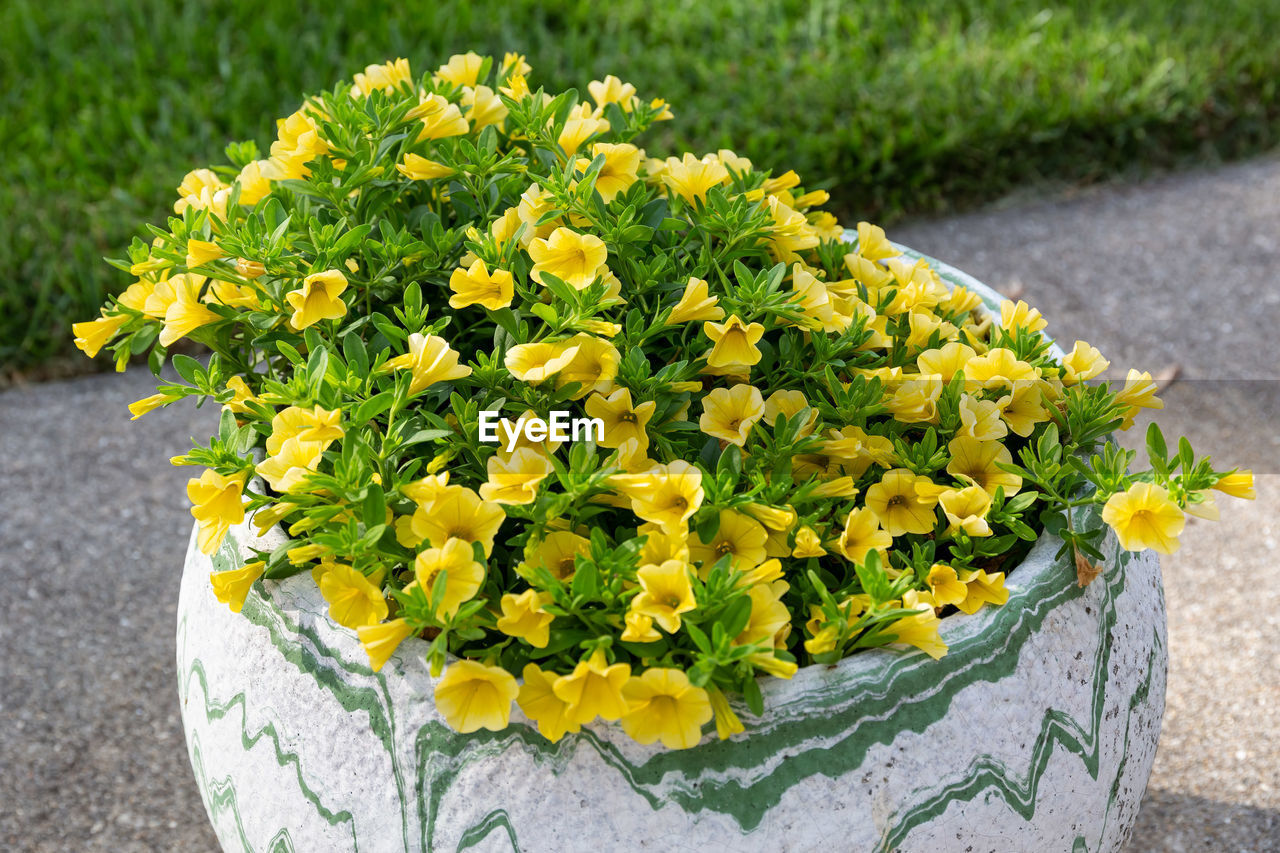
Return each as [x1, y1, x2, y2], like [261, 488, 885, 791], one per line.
[2, 157, 1278, 851]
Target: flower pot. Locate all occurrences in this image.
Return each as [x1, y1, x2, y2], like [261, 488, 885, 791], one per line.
[176, 249, 1167, 852]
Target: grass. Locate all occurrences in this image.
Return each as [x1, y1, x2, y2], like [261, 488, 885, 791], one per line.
[4, 0, 1280, 371]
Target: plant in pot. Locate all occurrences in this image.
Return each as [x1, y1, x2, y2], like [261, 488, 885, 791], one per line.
[73, 53, 1253, 852]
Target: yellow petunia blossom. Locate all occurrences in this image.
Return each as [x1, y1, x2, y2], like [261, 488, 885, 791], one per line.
[946, 436, 1022, 497]
[175, 168, 230, 215]
[703, 315, 764, 370]
[317, 563, 388, 629]
[631, 559, 698, 632]
[256, 436, 325, 493]
[553, 648, 632, 725]
[383, 332, 472, 395]
[621, 668, 713, 750]
[964, 348, 1041, 390]
[956, 569, 1010, 614]
[588, 75, 638, 111]
[529, 227, 608, 290]
[998, 383, 1050, 437]
[187, 469, 247, 554]
[661, 153, 729, 206]
[791, 526, 827, 558]
[888, 602, 947, 659]
[210, 560, 266, 614]
[234, 160, 273, 206]
[411, 488, 505, 557]
[557, 334, 620, 398]
[72, 313, 129, 359]
[357, 618, 416, 672]
[1061, 341, 1110, 385]
[837, 507, 894, 565]
[708, 687, 745, 740]
[855, 221, 898, 261]
[351, 58, 412, 96]
[159, 274, 220, 347]
[435, 52, 484, 87]
[1113, 370, 1164, 429]
[520, 530, 590, 581]
[463, 85, 508, 131]
[435, 660, 519, 734]
[1102, 482, 1185, 554]
[586, 387, 655, 451]
[667, 277, 724, 325]
[506, 339, 583, 384]
[958, 394, 1008, 442]
[496, 589, 555, 648]
[999, 299, 1047, 333]
[765, 196, 820, 263]
[865, 468, 940, 537]
[517, 663, 580, 743]
[412, 537, 486, 618]
[479, 448, 554, 505]
[266, 405, 343, 455]
[576, 142, 642, 203]
[690, 510, 768, 573]
[926, 564, 968, 608]
[286, 270, 348, 330]
[621, 610, 663, 643]
[185, 239, 225, 269]
[885, 377, 943, 424]
[699, 384, 766, 447]
[412, 93, 469, 140]
[734, 581, 791, 648]
[558, 103, 610, 156]
[621, 460, 704, 533]
[938, 485, 994, 537]
[1213, 470, 1255, 500]
[448, 259, 514, 310]
[397, 152, 456, 181]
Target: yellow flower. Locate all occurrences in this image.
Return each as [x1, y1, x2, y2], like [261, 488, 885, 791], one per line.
[620, 611, 663, 643]
[479, 448, 554, 505]
[384, 332, 472, 395]
[947, 436, 1022, 497]
[397, 152, 456, 181]
[159, 274, 220, 346]
[462, 85, 508, 131]
[631, 559, 698, 632]
[267, 108, 329, 179]
[855, 221, 898, 261]
[956, 569, 1010, 614]
[435, 660, 519, 734]
[766, 196, 820, 263]
[72, 313, 129, 359]
[351, 58, 412, 96]
[505, 339, 583, 385]
[791, 526, 826, 558]
[256, 437, 325, 493]
[865, 469, 940, 537]
[699, 384, 766, 447]
[210, 560, 265, 614]
[517, 664, 580, 743]
[958, 394, 1008, 442]
[885, 377, 943, 423]
[434, 52, 484, 87]
[185, 239, 225, 269]
[557, 334, 621, 398]
[411, 486, 505, 557]
[621, 460, 704, 533]
[637, 523, 690, 566]
[1213, 470, 1255, 500]
[413, 537, 486, 618]
[1061, 341, 1110, 385]
[588, 75, 638, 111]
[412, 93, 470, 140]
[357, 618, 416, 672]
[661, 153, 729, 206]
[926, 564, 967, 608]
[127, 392, 180, 419]
[836, 507, 894, 564]
[734, 580, 791, 648]
[520, 530, 590, 581]
[938, 485, 993, 537]
[317, 563, 388, 629]
[187, 469, 247, 555]
[708, 687, 744, 740]
[235, 159, 273, 205]
[499, 72, 532, 101]
[223, 377, 256, 414]
[266, 405, 343, 455]
[1102, 482, 1186, 554]
[577, 142, 641, 203]
[447, 258, 514, 310]
[286, 270, 348, 330]
[690, 510, 768, 573]
[553, 648, 632, 725]
[999, 299, 1047, 333]
[621, 668, 713, 749]
[529, 227, 608, 290]
[175, 168, 230, 215]
[586, 387, 655, 451]
[557, 103, 611, 156]
[888, 604, 947, 659]
[965, 348, 1040, 390]
[1113, 369, 1164, 429]
[666, 277, 724, 325]
[496, 589, 555, 648]
[998, 383, 1050, 437]
[762, 389, 818, 436]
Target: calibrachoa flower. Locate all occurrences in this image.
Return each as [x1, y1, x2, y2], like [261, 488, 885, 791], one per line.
[80, 52, 1250, 750]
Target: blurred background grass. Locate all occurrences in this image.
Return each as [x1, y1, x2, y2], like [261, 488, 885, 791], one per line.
[4, 0, 1279, 372]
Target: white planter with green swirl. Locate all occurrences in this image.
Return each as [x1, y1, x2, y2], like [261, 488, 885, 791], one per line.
[176, 249, 1166, 852]
[177, 512, 1164, 853]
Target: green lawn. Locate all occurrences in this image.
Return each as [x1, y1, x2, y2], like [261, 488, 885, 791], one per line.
[5, 0, 1279, 370]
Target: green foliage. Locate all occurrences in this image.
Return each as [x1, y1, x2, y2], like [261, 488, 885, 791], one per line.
[6, 0, 1280, 369]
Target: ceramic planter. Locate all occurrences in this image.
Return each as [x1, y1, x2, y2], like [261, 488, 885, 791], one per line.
[176, 249, 1167, 852]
